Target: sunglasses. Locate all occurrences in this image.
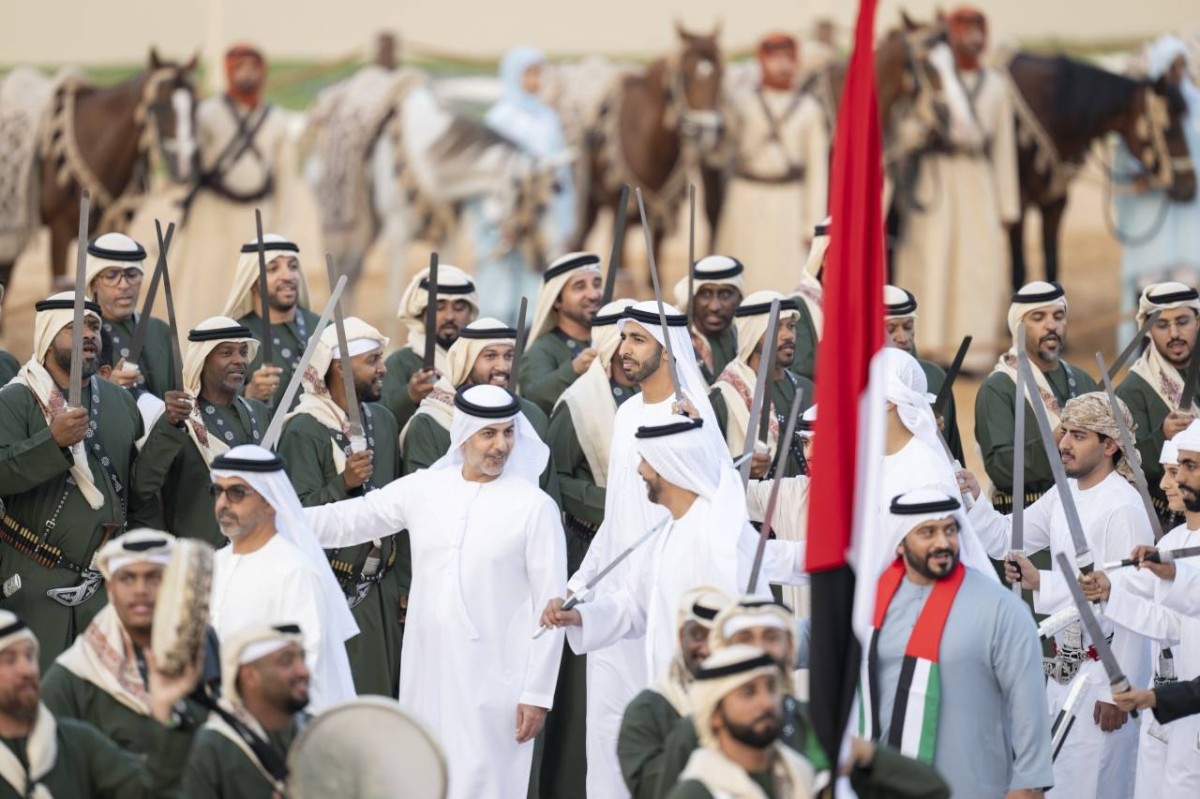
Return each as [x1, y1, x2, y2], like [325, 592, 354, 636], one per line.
[96, 267, 144, 286]
[207, 484, 258, 503]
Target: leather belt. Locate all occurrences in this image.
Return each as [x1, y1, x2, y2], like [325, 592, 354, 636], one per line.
[991, 489, 1046, 516]
[564, 514, 600, 544]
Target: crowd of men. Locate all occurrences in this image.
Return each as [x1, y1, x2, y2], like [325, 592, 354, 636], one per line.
[1, 7, 1200, 799]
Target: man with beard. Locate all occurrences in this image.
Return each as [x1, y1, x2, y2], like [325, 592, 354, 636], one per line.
[300, 385, 568, 799]
[0, 293, 150, 667]
[1083, 433, 1200, 798]
[541, 298, 636, 797]
[278, 319, 408, 698]
[893, 6, 1019, 370]
[522, 251, 603, 414]
[617, 587, 732, 799]
[85, 233, 175, 405]
[975, 281, 1097, 514]
[561, 301, 730, 799]
[674, 256, 745, 385]
[663, 645, 815, 798]
[708, 291, 814, 479]
[884, 284, 964, 464]
[381, 264, 480, 429]
[965, 393, 1152, 799]
[401, 319, 554, 493]
[133, 317, 268, 548]
[0, 610, 200, 798]
[174, 43, 301, 331]
[859, 488, 1050, 799]
[220, 234, 317, 413]
[713, 31, 829, 298]
[1118, 283, 1200, 528]
[541, 418, 806, 690]
[181, 623, 312, 798]
[207, 446, 359, 713]
[41, 530, 208, 765]
[654, 598, 831, 795]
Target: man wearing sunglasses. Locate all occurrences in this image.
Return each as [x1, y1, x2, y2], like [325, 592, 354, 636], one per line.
[85, 233, 176, 401]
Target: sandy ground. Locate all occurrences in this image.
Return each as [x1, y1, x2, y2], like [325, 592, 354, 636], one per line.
[0, 157, 1125, 480]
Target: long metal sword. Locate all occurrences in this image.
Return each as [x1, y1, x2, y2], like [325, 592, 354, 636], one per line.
[1054, 551, 1138, 718]
[1011, 323, 1027, 596]
[532, 517, 671, 639]
[738, 301, 781, 484]
[1017, 349, 1095, 575]
[155, 220, 184, 392]
[326, 253, 365, 452]
[746, 388, 805, 594]
[261, 276, 349, 450]
[932, 335, 971, 419]
[686, 183, 696, 328]
[601, 184, 629, 306]
[1107, 309, 1160, 380]
[1096, 351, 1164, 540]
[511, 296, 529, 395]
[126, 222, 175, 370]
[635, 188, 683, 402]
[68, 190, 90, 407]
[423, 252, 439, 370]
[254, 209, 273, 368]
[1050, 672, 1090, 761]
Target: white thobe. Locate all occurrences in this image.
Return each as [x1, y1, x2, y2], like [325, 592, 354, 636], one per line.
[567, 490, 806, 684]
[893, 67, 1019, 369]
[1106, 522, 1200, 799]
[747, 476, 810, 616]
[565, 392, 726, 799]
[302, 468, 566, 799]
[968, 471, 1153, 799]
[210, 534, 354, 713]
[882, 436, 959, 502]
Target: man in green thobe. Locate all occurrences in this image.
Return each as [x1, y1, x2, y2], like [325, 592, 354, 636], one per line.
[974, 281, 1097, 513]
[181, 623, 311, 799]
[708, 291, 814, 479]
[41, 530, 207, 769]
[133, 317, 268, 547]
[278, 318, 407, 697]
[521, 251, 603, 414]
[1117, 281, 1200, 530]
[380, 263, 479, 430]
[0, 285, 16, 385]
[884, 284, 964, 464]
[401, 318, 555, 494]
[618, 587, 732, 799]
[539, 298, 636, 798]
[0, 609, 199, 799]
[85, 233, 176, 402]
[673, 255, 744, 385]
[222, 234, 318, 413]
[0, 293, 150, 669]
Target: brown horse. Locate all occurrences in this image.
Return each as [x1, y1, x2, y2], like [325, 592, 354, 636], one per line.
[575, 23, 725, 276]
[1006, 53, 1196, 288]
[0, 49, 197, 300]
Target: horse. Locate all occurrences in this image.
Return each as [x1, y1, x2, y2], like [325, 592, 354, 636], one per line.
[573, 23, 725, 280]
[1005, 53, 1196, 288]
[0, 49, 197, 302]
[304, 67, 563, 314]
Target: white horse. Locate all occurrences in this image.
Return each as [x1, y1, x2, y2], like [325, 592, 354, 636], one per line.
[304, 66, 562, 311]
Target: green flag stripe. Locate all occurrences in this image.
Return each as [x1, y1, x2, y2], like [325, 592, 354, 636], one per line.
[917, 661, 941, 762]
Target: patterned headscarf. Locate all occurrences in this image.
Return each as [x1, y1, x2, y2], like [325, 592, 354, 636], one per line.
[1059, 392, 1137, 481]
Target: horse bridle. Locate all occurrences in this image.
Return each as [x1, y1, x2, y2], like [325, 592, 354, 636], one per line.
[141, 67, 196, 183]
[1132, 87, 1193, 189]
[664, 51, 723, 141]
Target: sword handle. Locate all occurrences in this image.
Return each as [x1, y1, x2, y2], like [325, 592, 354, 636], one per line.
[532, 593, 581, 640]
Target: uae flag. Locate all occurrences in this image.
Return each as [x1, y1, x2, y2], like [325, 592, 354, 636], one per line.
[804, 0, 889, 773]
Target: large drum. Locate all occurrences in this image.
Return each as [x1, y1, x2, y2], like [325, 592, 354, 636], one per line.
[288, 697, 448, 799]
[151, 538, 214, 675]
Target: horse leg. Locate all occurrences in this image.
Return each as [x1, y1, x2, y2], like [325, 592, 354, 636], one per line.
[48, 211, 77, 291]
[1008, 207, 1027, 292]
[1040, 197, 1067, 285]
[700, 165, 724, 251]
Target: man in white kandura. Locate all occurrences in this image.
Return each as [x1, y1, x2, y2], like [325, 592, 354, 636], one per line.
[207, 445, 358, 713]
[301, 384, 567, 799]
[542, 416, 806, 684]
[568, 300, 730, 799]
